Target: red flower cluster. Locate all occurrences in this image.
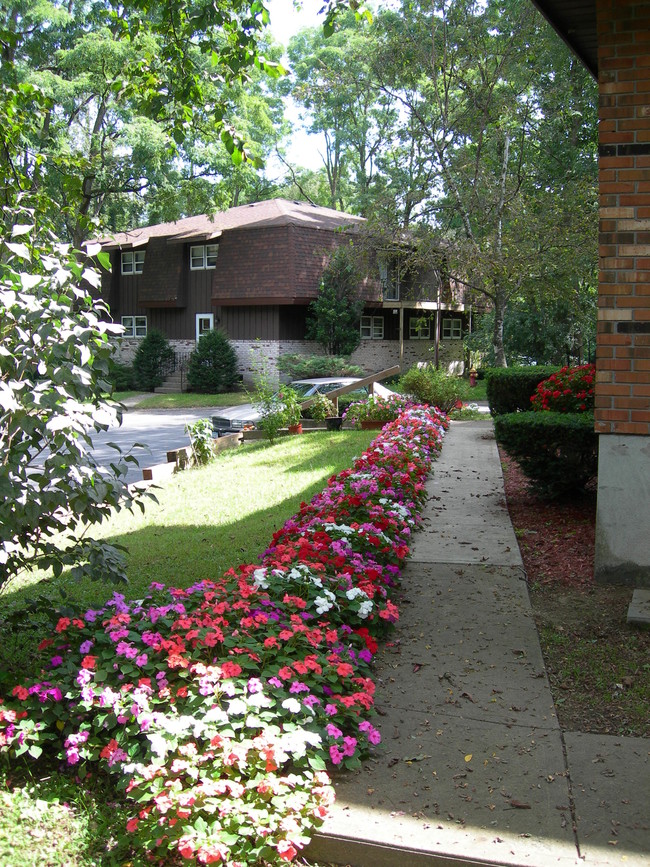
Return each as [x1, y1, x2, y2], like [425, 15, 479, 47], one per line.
[530, 364, 595, 413]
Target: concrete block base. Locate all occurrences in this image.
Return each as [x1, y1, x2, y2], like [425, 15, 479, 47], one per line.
[595, 434, 650, 588]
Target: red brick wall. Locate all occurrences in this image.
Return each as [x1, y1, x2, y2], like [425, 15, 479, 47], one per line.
[596, 0, 650, 435]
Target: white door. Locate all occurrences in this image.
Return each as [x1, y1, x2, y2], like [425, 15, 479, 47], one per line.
[196, 313, 214, 342]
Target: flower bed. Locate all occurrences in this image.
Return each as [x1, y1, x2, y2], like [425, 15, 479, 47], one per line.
[0, 407, 448, 865]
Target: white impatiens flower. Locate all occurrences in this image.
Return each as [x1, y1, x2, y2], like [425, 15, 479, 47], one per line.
[227, 698, 248, 716]
[314, 589, 336, 614]
[252, 567, 268, 589]
[281, 697, 301, 714]
[358, 600, 373, 619]
[324, 522, 354, 536]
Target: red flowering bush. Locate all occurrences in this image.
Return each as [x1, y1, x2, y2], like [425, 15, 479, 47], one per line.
[530, 364, 595, 413]
[0, 406, 448, 865]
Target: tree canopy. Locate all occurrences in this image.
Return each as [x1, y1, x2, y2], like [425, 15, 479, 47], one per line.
[285, 0, 598, 365]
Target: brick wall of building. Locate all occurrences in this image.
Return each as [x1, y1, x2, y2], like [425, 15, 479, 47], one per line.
[596, 0, 650, 435]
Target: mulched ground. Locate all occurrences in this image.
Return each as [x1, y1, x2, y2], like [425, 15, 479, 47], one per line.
[500, 450, 649, 738]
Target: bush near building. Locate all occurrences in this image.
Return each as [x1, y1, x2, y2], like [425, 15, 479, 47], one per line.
[187, 329, 238, 394]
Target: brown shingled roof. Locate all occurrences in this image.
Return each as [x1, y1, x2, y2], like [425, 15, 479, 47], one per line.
[95, 199, 365, 250]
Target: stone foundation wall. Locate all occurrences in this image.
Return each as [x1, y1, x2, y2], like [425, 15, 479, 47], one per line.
[231, 339, 325, 387]
[116, 336, 465, 383]
[351, 340, 465, 376]
[116, 338, 196, 365]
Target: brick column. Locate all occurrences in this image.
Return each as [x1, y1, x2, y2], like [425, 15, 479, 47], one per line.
[595, 0, 650, 585]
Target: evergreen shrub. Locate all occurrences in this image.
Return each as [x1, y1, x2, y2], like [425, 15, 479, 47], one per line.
[108, 361, 135, 391]
[485, 366, 558, 415]
[494, 411, 597, 499]
[133, 330, 174, 392]
[187, 329, 238, 393]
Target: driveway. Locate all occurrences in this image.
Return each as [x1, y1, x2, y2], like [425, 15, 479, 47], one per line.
[91, 406, 219, 484]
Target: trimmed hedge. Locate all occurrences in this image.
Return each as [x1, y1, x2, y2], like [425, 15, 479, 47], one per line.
[494, 411, 598, 500]
[485, 366, 558, 415]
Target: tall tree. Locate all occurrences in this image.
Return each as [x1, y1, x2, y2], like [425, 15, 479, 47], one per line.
[1, 0, 287, 242]
[286, 0, 597, 365]
[286, 12, 396, 214]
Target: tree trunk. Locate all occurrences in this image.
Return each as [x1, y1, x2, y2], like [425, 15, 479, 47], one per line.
[492, 286, 508, 367]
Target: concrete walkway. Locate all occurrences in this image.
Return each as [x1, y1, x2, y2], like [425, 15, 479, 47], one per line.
[307, 419, 649, 867]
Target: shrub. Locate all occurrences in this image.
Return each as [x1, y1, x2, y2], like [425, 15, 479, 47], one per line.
[277, 353, 364, 380]
[187, 329, 238, 393]
[132, 329, 174, 392]
[485, 366, 558, 415]
[494, 411, 598, 499]
[530, 364, 595, 413]
[107, 361, 135, 391]
[400, 364, 468, 413]
[0, 234, 149, 592]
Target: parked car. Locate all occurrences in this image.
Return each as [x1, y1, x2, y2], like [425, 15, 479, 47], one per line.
[211, 377, 393, 433]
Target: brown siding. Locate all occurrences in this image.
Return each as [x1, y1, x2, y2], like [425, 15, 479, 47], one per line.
[138, 238, 186, 307]
[596, 0, 650, 435]
[111, 244, 216, 341]
[212, 224, 372, 305]
[279, 306, 309, 340]
[220, 306, 280, 340]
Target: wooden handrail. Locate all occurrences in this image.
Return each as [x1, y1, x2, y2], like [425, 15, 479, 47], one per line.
[299, 366, 401, 414]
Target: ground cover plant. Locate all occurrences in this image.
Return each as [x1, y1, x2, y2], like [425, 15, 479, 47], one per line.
[0, 408, 448, 865]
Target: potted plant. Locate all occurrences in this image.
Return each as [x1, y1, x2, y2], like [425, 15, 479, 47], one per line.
[280, 387, 303, 434]
[308, 393, 343, 430]
[344, 393, 412, 430]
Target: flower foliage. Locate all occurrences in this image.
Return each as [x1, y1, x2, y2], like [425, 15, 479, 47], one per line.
[0, 407, 448, 865]
[343, 393, 414, 427]
[530, 364, 595, 413]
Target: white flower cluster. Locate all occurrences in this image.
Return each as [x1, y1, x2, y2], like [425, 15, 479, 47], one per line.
[323, 522, 355, 536]
[345, 587, 373, 619]
[314, 588, 337, 614]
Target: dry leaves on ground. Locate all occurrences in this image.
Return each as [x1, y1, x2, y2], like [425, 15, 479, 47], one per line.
[500, 450, 649, 738]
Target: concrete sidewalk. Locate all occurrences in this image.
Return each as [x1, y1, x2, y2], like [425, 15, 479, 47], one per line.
[307, 419, 649, 867]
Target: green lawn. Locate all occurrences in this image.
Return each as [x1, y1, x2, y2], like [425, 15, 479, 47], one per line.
[0, 430, 376, 866]
[2, 430, 376, 673]
[113, 390, 251, 409]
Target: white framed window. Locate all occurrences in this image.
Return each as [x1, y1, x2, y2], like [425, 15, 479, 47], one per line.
[360, 315, 384, 340]
[442, 318, 462, 339]
[409, 317, 430, 340]
[121, 250, 145, 275]
[121, 315, 147, 338]
[190, 243, 219, 270]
